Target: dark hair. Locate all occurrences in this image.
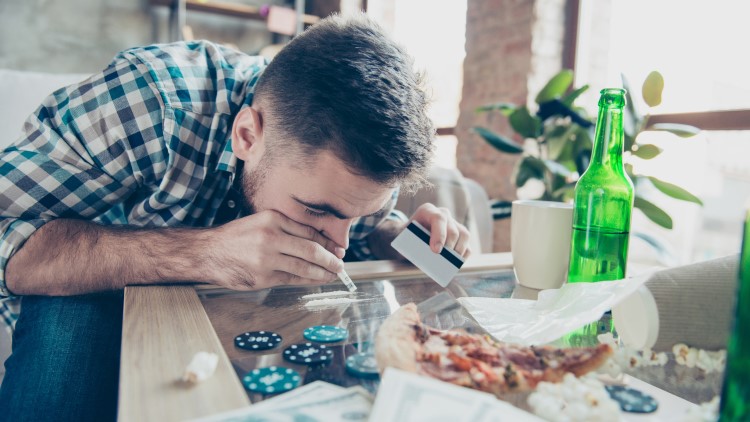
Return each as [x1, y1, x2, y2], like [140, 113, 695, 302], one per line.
[253, 13, 434, 191]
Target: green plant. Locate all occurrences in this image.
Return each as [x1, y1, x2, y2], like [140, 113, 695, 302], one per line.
[473, 69, 702, 229]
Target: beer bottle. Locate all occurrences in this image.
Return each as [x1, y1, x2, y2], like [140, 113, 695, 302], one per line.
[568, 88, 634, 283]
[719, 206, 750, 421]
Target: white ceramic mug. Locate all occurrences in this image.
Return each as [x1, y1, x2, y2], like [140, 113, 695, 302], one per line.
[511, 200, 574, 290]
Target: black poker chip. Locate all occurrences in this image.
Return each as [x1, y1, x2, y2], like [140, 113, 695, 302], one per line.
[605, 385, 659, 413]
[282, 342, 334, 365]
[345, 352, 380, 379]
[234, 331, 282, 351]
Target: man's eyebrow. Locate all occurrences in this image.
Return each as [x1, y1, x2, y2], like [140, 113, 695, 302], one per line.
[292, 195, 390, 220]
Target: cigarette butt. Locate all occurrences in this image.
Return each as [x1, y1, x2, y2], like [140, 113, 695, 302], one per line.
[337, 270, 357, 292]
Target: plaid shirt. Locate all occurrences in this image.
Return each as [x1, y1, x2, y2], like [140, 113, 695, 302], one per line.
[0, 41, 404, 332]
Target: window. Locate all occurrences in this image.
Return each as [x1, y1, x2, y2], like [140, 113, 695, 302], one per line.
[367, 0, 467, 168]
[576, 0, 750, 263]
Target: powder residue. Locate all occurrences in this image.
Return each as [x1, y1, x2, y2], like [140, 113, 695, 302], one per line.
[301, 290, 354, 300]
[304, 298, 363, 308]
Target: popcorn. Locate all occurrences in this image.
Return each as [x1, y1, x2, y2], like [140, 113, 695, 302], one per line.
[528, 373, 622, 422]
[684, 396, 720, 422]
[673, 344, 726, 374]
[596, 333, 667, 377]
[182, 351, 219, 384]
[598, 336, 723, 376]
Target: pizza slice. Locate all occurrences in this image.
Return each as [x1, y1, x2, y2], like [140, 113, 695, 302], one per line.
[375, 303, 612, 396]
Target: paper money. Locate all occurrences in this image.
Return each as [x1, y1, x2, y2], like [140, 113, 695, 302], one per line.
[190, 381, 372, 422]
[369, 368, 543, 422]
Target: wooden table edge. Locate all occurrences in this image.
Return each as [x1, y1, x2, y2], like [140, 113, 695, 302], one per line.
[118, 286, 250, 422]
[118, 252, 513, 420]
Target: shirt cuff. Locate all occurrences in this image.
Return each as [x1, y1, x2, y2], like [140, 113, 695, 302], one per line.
[0, 219, 48, 297]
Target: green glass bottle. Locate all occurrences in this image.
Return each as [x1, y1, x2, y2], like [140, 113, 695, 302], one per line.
[719, 207, 750, 421]
[568, 88, 634, 283]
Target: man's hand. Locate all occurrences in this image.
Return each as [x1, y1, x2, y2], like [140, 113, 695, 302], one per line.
[6, 212, 344, 296]
[209, 210, 345, 290]
[408, 203, 472, 257]
[367, 203, 472, 260]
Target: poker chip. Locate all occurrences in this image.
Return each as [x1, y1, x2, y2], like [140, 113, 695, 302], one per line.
[242, 366, 301, 394]
[345, 352, 380, 379]
[234, 331, 282, 351]
[283, 342, 334, 365]
[605, 385, 659, 413]
[303, 325, 349, 343]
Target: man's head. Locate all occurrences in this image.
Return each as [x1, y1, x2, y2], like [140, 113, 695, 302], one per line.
[251, 12, 434, 190]
[231, 13, 435, 249]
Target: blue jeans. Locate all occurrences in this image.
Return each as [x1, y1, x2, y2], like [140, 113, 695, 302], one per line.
[0, 291, 123, 422]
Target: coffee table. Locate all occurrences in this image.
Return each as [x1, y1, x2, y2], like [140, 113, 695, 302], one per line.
[117, 252, 722, 421]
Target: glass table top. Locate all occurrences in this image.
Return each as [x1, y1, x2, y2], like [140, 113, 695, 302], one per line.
[196, 269, 722, 407]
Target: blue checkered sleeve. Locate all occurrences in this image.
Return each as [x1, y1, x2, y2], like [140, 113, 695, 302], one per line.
[347, 189, 407, 261]
[0, 57, 168, 297]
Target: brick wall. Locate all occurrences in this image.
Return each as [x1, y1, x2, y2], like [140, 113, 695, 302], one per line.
[456, 0, 566, 251]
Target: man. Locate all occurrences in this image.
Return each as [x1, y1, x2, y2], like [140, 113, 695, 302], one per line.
[0, 13, 471, 422]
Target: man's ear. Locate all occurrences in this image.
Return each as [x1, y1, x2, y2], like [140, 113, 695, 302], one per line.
[231, 106, 264, 164]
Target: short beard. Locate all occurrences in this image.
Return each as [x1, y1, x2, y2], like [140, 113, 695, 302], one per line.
[238, 158, 268, 217]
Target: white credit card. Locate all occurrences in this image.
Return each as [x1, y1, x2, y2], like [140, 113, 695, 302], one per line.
[390, 221, 465, 287]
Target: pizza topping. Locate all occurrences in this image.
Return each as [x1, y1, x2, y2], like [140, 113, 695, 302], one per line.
[375, 303, 613, 396]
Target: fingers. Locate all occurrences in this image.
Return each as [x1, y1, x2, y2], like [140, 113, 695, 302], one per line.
[419, 206, 449, 253]
[276, 212, 346, 259]
[277, 236, 344, 274]
[268, 211, 345, 275]
[274, 255, 339, 282]
[453, 224, 472, 258]
[411, 204, 472, 258]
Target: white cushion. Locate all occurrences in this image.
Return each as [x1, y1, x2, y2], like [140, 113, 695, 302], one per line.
[0, 69, 91, 150]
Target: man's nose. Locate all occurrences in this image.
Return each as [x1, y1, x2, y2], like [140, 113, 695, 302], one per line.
[321, 219, 353, 251]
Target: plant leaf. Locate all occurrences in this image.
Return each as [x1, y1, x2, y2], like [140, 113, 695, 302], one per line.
[514, 157, 545, 187]
[631, 144, 662, 159]
[509, 106, 542, 138]
[475, 102, 517, 116]
[621, 74, 642, 137]
[647, 176, 703, 205]
[561, 84, 589, 107]
[642, 71, 665, 107]
[543, 159, 572, 177]
[537, 99, 593, 127]
[634, 196, 673, 229]
[648, 123, 701, 138]
[472, 126, 524, 154]
[544, 123, 575, 161]
[624, 132, 635, 153]
[624, 163, 635, 178]
[552, 184, 576, 202]
[535, 70, 574, 104]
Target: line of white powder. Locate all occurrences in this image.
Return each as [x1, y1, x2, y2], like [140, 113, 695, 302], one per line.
[304, 298, 363, 308]
[301, 290, 354, 300]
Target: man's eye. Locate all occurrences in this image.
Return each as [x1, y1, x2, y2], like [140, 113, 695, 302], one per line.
[304, 208, 327, 217]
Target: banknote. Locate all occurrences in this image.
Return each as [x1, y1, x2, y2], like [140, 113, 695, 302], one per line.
[190, 381, 372, 422]
[368, 368, 543, 422]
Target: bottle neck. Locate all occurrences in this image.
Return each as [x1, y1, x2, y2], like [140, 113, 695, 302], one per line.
[590, 105, 625, 170]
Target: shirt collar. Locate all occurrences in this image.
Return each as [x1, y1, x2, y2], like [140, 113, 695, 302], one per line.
[216, 138, 238, 174]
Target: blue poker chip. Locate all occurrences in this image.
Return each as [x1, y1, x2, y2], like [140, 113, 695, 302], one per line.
[605, 385, 659, 413]
[283, 342, 334, 365]
[234, 331, 282, 351]
[242, 366, 301, 394]
[345, 352, 380, 379]
[303, 325, 348, 343]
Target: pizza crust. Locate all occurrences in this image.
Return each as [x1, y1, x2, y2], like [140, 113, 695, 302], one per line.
[375, 302, 614, 397]
[375, 303, 421, 374]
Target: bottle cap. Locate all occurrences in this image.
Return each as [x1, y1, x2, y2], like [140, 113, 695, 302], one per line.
[612, 285, 659, 350]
